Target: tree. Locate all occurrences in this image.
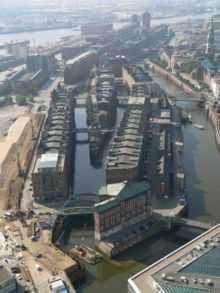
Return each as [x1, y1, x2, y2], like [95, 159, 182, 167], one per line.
[16, 95, 27, 106]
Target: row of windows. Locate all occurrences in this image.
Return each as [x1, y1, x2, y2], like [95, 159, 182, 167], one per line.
[100, 206, 146, 232]
[121, 197, 146, 211]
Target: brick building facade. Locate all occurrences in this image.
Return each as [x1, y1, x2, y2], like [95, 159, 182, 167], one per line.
[94, 181, 151, 242]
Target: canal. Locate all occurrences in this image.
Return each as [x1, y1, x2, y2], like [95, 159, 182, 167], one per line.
[73, 107, 105, 194]
[70, 72, 220, 293]
[150, 70, 220, 223]
[73, 106, 125, 195]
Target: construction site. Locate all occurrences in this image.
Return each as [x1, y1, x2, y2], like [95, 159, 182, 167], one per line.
[0, 210, 85, 292]
[0, 111, 44, 210]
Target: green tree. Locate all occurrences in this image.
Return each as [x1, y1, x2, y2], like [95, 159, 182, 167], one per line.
[16, 95, 27, 106]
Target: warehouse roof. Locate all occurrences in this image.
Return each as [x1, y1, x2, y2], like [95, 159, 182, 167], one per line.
[66, 50, 95, 65]
[38, 153, 59, 169]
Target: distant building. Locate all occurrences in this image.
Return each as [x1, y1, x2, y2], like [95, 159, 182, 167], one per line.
[61, 41, 88, 61]
[111, 55, 126, 78]
[200, 58, 216, 87]
[64, 51, 97, 85]
[206, 16, 215, 61]
[131, 14, 141, 28]
[0, 265, 17, 293]
[128, 224, 220, 293]
[94, 181, 152, 256]
[14, 69, 49, 95]
[81, 23, 113, 36]
[122, 65, 155, 96]
[142, 11, 151, 32]
[27, 54, 55, 74]
[210, 76, 220, 98]
[160, 47, 173, 69]
[0, 55, 24, 71]
[6, 40, 30, 60]
[0, 65, 26, 95]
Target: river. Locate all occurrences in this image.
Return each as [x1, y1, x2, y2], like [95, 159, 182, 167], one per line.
[0, 12, 213, 46]
[0, 22, 130, 47]
[0, 28, 80, 46]
[151, 12, 213, 27]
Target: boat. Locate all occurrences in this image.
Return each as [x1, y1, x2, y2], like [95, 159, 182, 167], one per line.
[193, 124, 205, 130]
[69, 245, 102, 265]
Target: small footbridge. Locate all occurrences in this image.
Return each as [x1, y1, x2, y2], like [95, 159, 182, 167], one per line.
[171, 217, 214, 231]
[57, 194, 97, 216]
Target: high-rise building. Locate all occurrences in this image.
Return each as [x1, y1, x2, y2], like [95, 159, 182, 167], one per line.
[64, 51, 97, 85]
[206, 16, 215, 60]
[27, 55, 46, 72]
[142, 11, 151, 32]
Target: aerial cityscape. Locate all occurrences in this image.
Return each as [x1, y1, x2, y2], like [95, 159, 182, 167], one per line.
[1, 0, 220, 292]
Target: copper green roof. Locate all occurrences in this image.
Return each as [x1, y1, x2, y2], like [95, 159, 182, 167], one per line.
[95, 181, 150, 213]
[119, 181, 150, 200]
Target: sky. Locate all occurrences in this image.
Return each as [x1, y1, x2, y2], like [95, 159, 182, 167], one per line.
[0, 0, 215, 9]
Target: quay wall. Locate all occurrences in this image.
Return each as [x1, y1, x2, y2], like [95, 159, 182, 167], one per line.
[51, 215, 85, 287]
[206, 102, 220, 145]
[97, 223, 164, 258]
[147, 61, 201, 98]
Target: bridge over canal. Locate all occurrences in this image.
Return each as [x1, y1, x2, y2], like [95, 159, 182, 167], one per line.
[168, 95, 205, 104]
[57, 194, 97, 216]
[74, 128, 115, 134]
[171, 217, 214, 231]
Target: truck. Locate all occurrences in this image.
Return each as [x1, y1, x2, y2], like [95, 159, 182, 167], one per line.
[50, 278, 69, 293]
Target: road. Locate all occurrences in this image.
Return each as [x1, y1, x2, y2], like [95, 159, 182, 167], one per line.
[32, 75, 63, 113]
[20, 75, 62, 211]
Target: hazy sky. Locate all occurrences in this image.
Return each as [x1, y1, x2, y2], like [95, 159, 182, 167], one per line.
[0, 0, 211, 9]
[0, 0, 190, 5]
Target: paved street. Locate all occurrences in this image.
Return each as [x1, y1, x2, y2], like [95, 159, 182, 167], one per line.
[20, 75, 62, 211]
